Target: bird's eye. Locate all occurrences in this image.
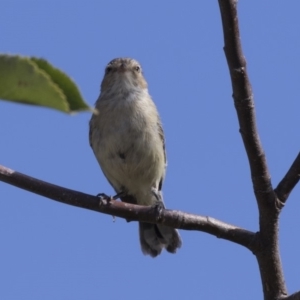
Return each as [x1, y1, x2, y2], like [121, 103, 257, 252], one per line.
[105, 66, 112, 74]
[134, 65, 140, 72]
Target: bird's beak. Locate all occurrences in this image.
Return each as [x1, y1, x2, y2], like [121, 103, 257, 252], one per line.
[118, 62, 127, 73]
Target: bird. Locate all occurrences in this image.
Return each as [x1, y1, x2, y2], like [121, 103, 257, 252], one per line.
[89, 58, 182, 257]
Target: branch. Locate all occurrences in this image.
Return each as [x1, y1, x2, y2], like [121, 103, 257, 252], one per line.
[218, 0, 273, 205]
[0, 164, 255, 250]
[275, 152, 300, 203]
[284, 291, 300, 300]
[218, 1, 287, 299]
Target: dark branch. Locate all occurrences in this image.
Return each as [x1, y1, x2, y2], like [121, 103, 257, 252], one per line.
[218, 0, 273, 205]
[0, 164, 255, 250]
[284, 291, 300, 300]
[275, 152, 300, 203]
[218, 1, 287, 299]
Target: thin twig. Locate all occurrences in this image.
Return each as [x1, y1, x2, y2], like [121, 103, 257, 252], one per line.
[218, 0, 273, 204]
[284, 291, 300, 300]
[0, 164, 255, 250]
[275, 152, 300, 203]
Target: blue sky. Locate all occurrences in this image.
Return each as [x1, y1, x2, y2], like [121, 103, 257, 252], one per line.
[1, 1, 300, 299]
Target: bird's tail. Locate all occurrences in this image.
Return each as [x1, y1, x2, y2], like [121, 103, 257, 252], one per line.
[139, 222, 182, 257]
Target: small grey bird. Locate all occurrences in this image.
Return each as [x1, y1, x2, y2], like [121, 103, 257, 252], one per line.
[89, 58, 182, 257]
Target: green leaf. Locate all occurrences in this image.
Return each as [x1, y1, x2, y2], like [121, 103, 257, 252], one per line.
[0, 54, 92, 113]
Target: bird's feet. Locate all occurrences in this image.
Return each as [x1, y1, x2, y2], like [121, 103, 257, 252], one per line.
[97, 193, 113, 206]
[150, 188, 165, 221]
[151, 201, 165, 221]
[97, 191, 126, 206]
[112, 191, 126, 200]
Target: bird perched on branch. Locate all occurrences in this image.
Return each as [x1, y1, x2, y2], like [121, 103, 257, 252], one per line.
[89, 58, 182, 257]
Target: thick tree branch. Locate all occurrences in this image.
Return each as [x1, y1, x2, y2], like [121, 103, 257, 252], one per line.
[0, 164, 255, 250]
[218, 0, 273, 205]
[275, 152, 300, 203]
[218, 1, 288, 299]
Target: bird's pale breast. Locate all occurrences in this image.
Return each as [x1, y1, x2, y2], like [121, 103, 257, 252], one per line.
[90, 90, 165, 205]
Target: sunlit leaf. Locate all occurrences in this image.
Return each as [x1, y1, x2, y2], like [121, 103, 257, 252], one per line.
[0, 54, 92, 113]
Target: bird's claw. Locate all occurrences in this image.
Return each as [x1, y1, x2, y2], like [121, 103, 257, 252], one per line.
[112, 191, 126, 200]
[97, 193, 113, 205]
[97, 191, 126, 206]
[152, 201, 165, 221]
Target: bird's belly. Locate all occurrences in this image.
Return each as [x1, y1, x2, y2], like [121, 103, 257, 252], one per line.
[95, 126, 164, 197]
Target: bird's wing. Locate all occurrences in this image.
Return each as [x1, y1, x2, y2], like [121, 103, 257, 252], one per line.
[157, 119, 167, 191]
